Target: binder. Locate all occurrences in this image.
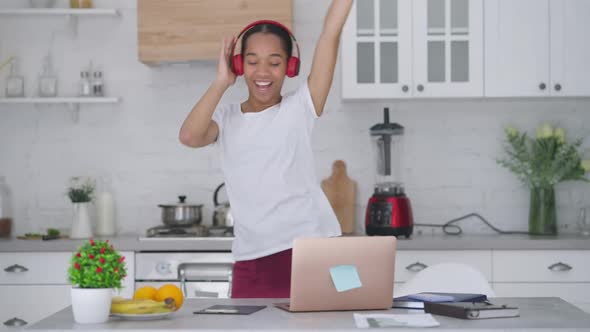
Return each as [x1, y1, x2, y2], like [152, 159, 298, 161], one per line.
[393, 292, 488, 309]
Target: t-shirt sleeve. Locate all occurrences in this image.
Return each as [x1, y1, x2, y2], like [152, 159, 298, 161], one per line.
[291, 80, 319, 119]
[211, 105, 227, 146]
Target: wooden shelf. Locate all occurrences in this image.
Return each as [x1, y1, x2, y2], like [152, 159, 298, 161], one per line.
[0, 97, 120, 104]
[0, 8, 119, 16]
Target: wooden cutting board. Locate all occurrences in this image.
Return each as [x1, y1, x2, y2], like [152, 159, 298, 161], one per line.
[321, 160, 356, 234]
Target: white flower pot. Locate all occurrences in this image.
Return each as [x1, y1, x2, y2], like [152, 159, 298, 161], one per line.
[70, 202, 93, 239]
[71, 287, 112, 324]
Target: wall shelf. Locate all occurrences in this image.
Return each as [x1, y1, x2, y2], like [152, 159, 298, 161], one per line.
[0, 8, 119, 16]
[0, 97, 120, 104]
[0, 97, 121, 123]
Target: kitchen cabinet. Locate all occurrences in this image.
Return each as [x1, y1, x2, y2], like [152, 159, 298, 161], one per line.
[341, 0, 483, 99]
[492, 250, 590, 309]
[0, 252, 134, 330]
[138, 0, 293, 65]
[484, 0, 590, 97]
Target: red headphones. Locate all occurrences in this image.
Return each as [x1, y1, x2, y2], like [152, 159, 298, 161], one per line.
[231, 20, 301, 78]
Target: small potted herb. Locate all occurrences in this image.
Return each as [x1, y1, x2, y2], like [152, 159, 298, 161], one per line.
[67, 176, 95, 239]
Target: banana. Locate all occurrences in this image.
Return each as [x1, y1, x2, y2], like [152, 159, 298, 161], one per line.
[111, 297, 176, 315]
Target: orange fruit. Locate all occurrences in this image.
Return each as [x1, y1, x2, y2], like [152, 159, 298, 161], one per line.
[155, 284, 184, 310]
[133, 286, 158, 300]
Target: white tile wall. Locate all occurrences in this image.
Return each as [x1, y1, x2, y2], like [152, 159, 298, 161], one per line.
[0, 0, 589, 236]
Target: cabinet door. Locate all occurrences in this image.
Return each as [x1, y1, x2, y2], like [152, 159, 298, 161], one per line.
[395, 250, 492, 283]
[412, 0, 483, 97]
[342, 0, 413, 98]
[0, 285, 70, 330]
[484, 0, 550, 97]
[550, 0, 590, 96]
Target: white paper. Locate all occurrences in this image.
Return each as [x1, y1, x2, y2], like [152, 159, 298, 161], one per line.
[353, 313, 440, 328]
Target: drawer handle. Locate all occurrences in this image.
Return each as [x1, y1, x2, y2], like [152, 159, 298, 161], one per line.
[405, 262, 428, 272]
[4, 317, 28, 327]
[548, 262, 573, 272]
[3, 264, 29, 273]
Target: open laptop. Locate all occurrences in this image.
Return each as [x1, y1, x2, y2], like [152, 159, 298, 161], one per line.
[275, 236, 396, 312]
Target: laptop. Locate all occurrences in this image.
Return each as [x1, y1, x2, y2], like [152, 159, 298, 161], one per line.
[275, 236, 396, 312]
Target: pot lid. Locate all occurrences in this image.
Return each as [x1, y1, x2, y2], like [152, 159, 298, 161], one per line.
[158, 195, 203, 208]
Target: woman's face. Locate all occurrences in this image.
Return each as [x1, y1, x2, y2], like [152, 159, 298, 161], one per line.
[243, 32, 288, 106]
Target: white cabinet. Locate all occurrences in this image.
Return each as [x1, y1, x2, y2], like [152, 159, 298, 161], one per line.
[484, 0, 590, 97]
[0, 251, 134, 330]
[492, 250, 590, 312]
[395, 250, 492, 283]
[342, 0, 483, 99]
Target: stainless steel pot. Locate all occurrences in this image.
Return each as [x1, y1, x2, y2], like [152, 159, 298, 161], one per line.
[158, 196, 203, 226]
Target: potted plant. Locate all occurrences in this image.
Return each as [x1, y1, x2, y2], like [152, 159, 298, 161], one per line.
[68, 238, 127, 324]
[498, 124, 590, 235]
[67, 176, 95, 239]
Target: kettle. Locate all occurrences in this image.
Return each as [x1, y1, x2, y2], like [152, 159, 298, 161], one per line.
[212, 183, 233, 228]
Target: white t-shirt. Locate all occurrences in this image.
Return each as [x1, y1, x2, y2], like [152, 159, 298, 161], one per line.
[212, 81, 341, 261]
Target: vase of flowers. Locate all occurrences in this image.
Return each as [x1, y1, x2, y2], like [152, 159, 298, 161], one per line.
[67, 177, 94, 239]
[68, 239, 127, 324]
[498, 124, 590, 235]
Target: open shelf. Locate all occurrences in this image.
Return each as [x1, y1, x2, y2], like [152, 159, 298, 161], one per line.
[0, 8, 119, 16]
[0, 97, 120, 104]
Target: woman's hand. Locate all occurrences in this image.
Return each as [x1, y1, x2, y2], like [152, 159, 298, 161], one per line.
[216, 36, 238, 89]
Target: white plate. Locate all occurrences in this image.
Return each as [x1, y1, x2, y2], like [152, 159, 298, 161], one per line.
[111, 311, 174, 321]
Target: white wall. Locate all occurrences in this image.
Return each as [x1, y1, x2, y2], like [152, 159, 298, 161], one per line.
[0, 0, 589, 237]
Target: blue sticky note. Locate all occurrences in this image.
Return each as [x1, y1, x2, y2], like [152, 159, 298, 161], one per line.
[329, 265, 362, 292]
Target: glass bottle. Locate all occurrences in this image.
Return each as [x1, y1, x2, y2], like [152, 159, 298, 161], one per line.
[79, 71, 92, 97]
[5, 58, 24, 98]
[70, 0, 80, 8]
[81, 0, 93, 8]
[38, 55, 58, 97]
[0, 176, 13, 238]
[92, 71, 104, 97]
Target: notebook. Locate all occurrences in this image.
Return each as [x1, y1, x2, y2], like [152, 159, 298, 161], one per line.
[393, 292, 488, 309]
[424, 301, 520, 319]
[274, 236, 396, 312]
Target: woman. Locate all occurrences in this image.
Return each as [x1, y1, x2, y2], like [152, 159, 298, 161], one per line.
[179, 0, 353, 298]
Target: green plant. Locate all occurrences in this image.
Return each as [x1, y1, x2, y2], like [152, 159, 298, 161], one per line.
[67, 177, 95, 203]
[68, 239, 127, 289]
[497, 123, 590, 188]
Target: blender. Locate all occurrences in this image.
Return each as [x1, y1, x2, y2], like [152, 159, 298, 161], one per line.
[365, 108, 414, 237]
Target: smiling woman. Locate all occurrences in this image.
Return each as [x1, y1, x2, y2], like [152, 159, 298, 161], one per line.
[179, 0, 354, 299]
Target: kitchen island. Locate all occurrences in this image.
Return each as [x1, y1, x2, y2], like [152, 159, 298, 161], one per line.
[27, 297, 590, 331]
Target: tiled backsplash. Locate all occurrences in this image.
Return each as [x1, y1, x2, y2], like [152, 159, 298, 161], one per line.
[0, 0, 589, 236]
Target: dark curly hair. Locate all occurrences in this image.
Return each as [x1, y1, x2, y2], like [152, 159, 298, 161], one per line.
[241, 23, 293, 60]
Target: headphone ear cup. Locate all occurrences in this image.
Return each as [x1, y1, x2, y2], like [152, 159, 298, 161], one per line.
[232, 54, 244, 76]
[286, 56, 300, 78]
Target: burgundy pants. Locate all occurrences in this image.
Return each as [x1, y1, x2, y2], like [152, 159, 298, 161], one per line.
[231, 249, 292, 298]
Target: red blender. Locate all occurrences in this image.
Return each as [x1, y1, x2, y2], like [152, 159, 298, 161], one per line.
[365, 108, 414, 238]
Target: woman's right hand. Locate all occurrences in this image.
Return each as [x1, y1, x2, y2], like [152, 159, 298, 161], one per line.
[216, 36, 237, 88]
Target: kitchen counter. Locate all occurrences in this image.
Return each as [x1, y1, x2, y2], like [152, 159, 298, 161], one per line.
[1, 233, 590, 252]
[27, 297, 590, 331]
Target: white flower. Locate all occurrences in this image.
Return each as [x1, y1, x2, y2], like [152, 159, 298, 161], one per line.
[536, 123, 553, 139]
[554, 127, 565, 144]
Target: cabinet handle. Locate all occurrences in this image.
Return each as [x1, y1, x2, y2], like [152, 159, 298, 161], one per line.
[3, 264, 28, 273]
[4, 317, 28, 327]
[402, 85, 409, 93]
[405, 262, 428, 272]
[554, 83, 562, 91]
[178, 265, 188, 298]
[417, 84, 424, 92]
[227, 268, 233, 299]
[548, 262, 573, 272]
[539, 82, 546, 90]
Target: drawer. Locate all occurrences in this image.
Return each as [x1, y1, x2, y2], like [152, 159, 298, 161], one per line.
[0, 285, 71, 330]
[395, 250, 492, 283]
[0, 253, 71, 284]
[493, 283, 590, 304]
[493, 250, 590, 282]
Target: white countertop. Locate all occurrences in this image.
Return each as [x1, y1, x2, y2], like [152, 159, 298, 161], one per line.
[1, 234, 590, 252]
[27, 297, 590, 331]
